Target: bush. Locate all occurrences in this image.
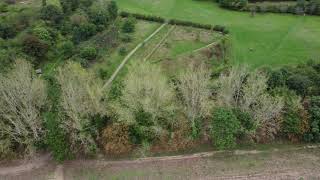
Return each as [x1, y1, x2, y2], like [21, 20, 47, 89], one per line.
[80, 46, 98, 60]
[72, 23, 97, 43]
[118, 47, 127, 56]
[32, 26, 54, 44]
[120, 34, 132, 43]
[119, 11, 165, 23]
[43, 75, 71, 162]
[232, 108, 256, 136]
[40, 5, 63, 24]
[305, 96, 320, 142]
[121, 17, 136, 33]
[108, 0, 118, 21]
[210, 108, 240, 149]
[22, 34, 49, 60]
[58, 40, 75, 58]
[102, 123, 133, 155]
[60, 0, 79, 14]
[0, 23, 17, 39]
[287, 74, 313, 96]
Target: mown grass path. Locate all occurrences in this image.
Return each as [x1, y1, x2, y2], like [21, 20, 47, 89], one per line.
[102, 23, 167, 89]
[117, 0, 320, 68]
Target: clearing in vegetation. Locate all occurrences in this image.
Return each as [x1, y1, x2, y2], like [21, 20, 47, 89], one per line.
[117, 0, 320, 67]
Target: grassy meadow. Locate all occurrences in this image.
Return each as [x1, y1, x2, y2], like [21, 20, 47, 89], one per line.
[116, 0, 320, 68]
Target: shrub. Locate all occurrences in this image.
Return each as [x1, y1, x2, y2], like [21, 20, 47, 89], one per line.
[89, 7, 109, 27]
[102, 123, 133, 155]
[232, 108, 256, 135]
[40, 5, 63, 24]
[22, 34, 49, 60]
[118, 47, 127, 56]
[0, 22, 17, 39]
[305, 96, 320, 142]
[58, 40, 75, 58]
[287, 74, 313, 97]
[80, 46, 98, 60]
[121, 17, 136, 33]
[43, 75, 71, 162]
[108, 0, 118, 21]
[72, 23, 97, 43]
[176, 63, 212, 138]
[120, 34, 132, 43]
[60, 0, 79, 14]
[56, 62, 106, 154]
[111, 61, 176, 144]
[70, 12, 88, 26]
[119, 11, 165, 23]
[210, 108, 240, 149]
[32, 26, 54, 44]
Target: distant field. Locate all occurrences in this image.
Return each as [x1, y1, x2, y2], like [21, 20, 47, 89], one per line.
[116, 0, 320, 68]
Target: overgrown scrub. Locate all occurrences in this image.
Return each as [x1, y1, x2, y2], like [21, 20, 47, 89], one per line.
[210, 108, 240, 149]
[0, 59, 47, 155]
[43, 75, 71, 162]
[216, 66, 284, 142]
[101, 123, 133, 155]
[56, 62, 106, 154]
[111, 62, 176, 144]
[176, 63, 213, 138]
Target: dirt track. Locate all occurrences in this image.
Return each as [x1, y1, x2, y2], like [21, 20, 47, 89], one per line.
[1, 145, 320, 180]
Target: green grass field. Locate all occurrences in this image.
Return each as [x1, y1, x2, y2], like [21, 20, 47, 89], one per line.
[116, 0, 320, 68]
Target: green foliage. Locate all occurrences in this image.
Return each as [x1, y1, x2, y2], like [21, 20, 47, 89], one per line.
[108, 0, 118, 21]
[80, 46, 98, 60]
[22, 34, 49, 60]
[120, 33, 132, 43]
[58, 40, 75, 58]
[219, 0, 248, 9]
[118, 47, 127, 56]
[287, 74, 313, 97]
[72, 23, 97, 43]
[89, 2, 110, 27]
[232, 108, 256, 135]
[210, 108, 241, 149]
[43, 75, 71, 162]
[121, 17, 136, 33]
[305, 96, 320, 142]
[120, 11, 165, 23]
[40, 5, 63, 24]
[0, 23, 17, 39]
[60, 0, 79, 14]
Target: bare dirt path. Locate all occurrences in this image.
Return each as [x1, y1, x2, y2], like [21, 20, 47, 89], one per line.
[1, 145, 320, 179]
[0, 153, 51, 176]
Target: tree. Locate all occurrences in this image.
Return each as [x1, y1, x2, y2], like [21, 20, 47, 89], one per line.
[112, 62, 176, 143]
[40, 5, 63, 24]
[176, 63, 213, 137]
[108, 0, 118, 21]
[121, 17, 135, 33]
[56, 62, 106, 154]
[0, 59, 47, 155]
[216, 66, 284, 142]
[210, 108, 240, 149]
[22, 34, 49, 60]
[72, 23, 97, 43]
[60, 0, 79, 14]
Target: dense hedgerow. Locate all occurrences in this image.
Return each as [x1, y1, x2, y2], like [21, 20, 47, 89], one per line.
[120, 11, 166, 23]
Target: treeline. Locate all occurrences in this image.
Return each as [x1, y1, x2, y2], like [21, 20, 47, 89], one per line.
[215, 0, 320, 15]
[120, 11, 229, 34]
[1, 58, 320, 160]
